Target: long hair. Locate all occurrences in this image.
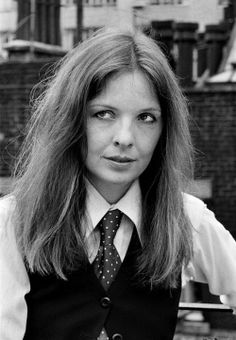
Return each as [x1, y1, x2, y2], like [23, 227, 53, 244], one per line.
[13, 27, 194, 287]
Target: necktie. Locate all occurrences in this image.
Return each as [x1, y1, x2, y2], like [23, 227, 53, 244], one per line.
[93, 209, 123, 290]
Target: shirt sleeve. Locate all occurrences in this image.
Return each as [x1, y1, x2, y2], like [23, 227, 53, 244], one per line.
[183, 194, 236, 311]
[0, 196, 30, 340]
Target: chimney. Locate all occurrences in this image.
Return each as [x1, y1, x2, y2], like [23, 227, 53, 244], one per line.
[5, 0, 64, 60]
[16, 0, 61, 45]
[174, 22, 199, 87]
[197, 32, 208, 78]
[205, 24, 228, 76]
[151, 20, 175, 70]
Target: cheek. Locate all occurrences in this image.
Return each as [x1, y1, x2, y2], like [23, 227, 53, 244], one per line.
[86, 127, 98, 159]
[140, 130, 162, 159]
[86, 126, 110, 157]
[87, 125, 101, 147]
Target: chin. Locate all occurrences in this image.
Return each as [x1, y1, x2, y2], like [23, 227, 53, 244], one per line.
[106, 177, 137, 188]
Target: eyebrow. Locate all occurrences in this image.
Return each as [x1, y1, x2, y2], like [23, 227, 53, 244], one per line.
[88, 103, 161, 113]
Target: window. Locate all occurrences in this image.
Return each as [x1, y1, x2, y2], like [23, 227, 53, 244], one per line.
[150, 0, 187, 5]
[218, 0, 229, 5]
[61, 0, 76, 6]
[83, 0, 116, 6]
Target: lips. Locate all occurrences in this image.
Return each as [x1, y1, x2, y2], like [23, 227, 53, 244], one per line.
[104, 156, 135, 163]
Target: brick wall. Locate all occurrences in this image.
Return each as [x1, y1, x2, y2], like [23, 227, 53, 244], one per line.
[187, 86, 236, 238]
[0, 59, 58, 179]
[0, 60, 236, 237]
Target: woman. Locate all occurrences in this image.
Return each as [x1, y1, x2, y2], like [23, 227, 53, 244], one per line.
[1, 28, 236, 340]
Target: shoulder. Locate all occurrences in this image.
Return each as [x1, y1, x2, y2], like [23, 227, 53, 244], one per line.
[182, 193, 230, 241]
[0, 195, 17, 237]
[0, 195, 17, 219]
[182, 193, 206, 229]
[0, 194, 16, 210]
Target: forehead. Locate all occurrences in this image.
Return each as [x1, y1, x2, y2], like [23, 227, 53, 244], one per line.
[88, 70, 160, 110]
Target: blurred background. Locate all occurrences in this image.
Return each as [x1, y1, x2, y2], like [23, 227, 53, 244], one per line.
[0, 0, 236, 338]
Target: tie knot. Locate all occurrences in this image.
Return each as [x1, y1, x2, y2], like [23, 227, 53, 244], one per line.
[99, 209, 123, 245]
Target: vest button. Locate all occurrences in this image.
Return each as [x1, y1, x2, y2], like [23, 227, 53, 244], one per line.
[100, 296, 111, 308]
[112, 334, 123, 340]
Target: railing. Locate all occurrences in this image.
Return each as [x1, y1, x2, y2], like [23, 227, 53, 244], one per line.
[83, 0, 116, 6]
[179, 302, 233, 313]
[149, 0, 189, 5]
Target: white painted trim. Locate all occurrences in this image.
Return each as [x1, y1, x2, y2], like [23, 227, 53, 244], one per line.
[187, 179, 212, 200]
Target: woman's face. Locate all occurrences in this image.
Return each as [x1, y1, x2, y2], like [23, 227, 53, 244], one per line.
[86, 70, 163, 202]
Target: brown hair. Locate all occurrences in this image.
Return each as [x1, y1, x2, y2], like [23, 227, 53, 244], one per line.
[13, 27, 193, 287]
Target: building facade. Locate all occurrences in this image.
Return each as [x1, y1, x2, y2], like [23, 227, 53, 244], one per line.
[61, 0, 228, 49]
[0, 1, 236, 329]
[0, 0, 229, 54]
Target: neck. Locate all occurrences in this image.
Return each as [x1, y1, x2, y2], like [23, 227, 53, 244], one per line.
[87, 179, 133, 204]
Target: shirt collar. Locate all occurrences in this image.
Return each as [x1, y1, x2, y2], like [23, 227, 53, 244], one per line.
[85, 179, 142, 238]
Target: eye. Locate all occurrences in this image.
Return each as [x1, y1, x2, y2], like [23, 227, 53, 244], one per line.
[94, 110, 114, 120]
[138, 113, 157, 123]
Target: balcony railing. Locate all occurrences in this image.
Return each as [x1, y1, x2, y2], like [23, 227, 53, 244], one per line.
[149, 0, 188, 5]
[179, 302, 233, 313]
[83, 0, 116, 6]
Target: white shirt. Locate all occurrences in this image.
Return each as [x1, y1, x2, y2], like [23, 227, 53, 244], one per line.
[1, 181, 236, 339]
[84, 180, 142, 263]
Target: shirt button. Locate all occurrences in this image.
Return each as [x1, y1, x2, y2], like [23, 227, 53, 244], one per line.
[112, 334, 123, 340]
[100, 296, 111, 308]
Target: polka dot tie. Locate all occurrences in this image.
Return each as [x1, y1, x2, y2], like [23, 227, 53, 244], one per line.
[93, 209, 123, 290]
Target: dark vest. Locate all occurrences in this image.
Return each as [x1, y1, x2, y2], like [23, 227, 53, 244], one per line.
[24, 230, 181, 340]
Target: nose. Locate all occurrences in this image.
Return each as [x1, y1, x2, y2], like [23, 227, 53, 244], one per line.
[113, 120, 134, 149]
